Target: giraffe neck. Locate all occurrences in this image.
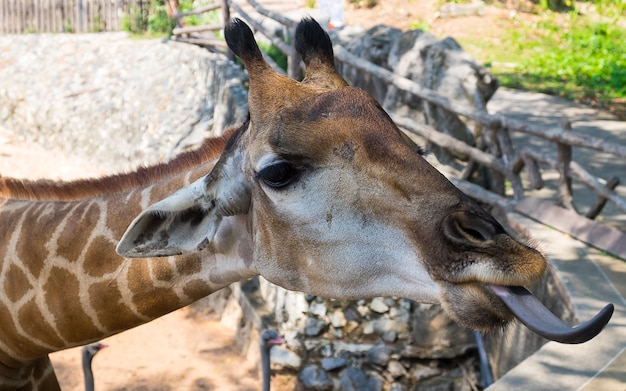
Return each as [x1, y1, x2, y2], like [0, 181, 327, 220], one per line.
[0, 138, 256, 387]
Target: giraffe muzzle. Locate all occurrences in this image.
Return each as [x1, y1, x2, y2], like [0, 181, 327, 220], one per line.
[488, 285, 614, 344]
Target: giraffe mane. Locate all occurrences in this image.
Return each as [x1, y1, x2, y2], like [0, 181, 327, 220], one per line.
[0, 127, 239, 202]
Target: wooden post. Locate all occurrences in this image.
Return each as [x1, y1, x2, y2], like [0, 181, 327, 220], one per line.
[586, 176, 620, 220]
[523, 154, 544, 190]
[222, 0, 233, 60]
[495, 125, 525, 200]
[43, 0, 48, 32]
[33, 0, 39, 33]
[483, 128, 506, 196]
[287, 29, 302, 80]
[556, 118, 575, 210]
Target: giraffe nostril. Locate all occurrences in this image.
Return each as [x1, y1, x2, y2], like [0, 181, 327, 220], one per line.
[444, 211, 502, 244]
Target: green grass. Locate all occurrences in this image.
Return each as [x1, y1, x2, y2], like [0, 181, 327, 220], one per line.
[459, 3, 626, 117]
[505, 14, 624, 105]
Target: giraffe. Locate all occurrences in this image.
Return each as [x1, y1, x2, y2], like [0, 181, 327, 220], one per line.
[0, 18, 612, 390]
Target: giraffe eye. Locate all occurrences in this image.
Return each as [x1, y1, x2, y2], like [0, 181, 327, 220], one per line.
[256, 162, 300, 188]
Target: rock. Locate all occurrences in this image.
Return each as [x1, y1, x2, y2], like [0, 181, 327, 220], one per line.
[270, 346, 302, 370]
[369, 297, 390, 313]
[344, 306, 362, 322]
[344, 320, 361, 335]
[366, 342, 392, 367]
[330, 309, 347, 328]
[304, 339, 322, 351]
[407, 303, 475, 358]
[310, 301, 328, 317]
[367, 373, 385, 391]
[332, 25, 402, 104]
[356, 303, 370, 317]
[0, 33, 249, 174]
[390, 382, 406, 391]
[299, 365, 333, 391]
[362, 317, 410, 338]
[339, 367, 369, 391]
[389, 307, 410, 323]
[408, 364, 442, 382]
[333, 342, 374, 354]
[304, 317, 327, 337]
[320, 357, 348, 371]
[284, 330, 303, 351]
[382, 331, 398, 343]
[319, 343, 334, 358]
[387, 360, 407, 379]
[362, 321, 375, 335]
[412, 376, 454, 391]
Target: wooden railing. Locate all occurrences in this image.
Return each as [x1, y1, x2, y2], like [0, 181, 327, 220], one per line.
[332, 45, 626, 217]
[197, 0, 624, 223]
[6, 0, 623, 224]
[168, 0, 230, 53]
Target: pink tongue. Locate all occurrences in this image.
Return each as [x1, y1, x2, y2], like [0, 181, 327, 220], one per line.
[488, 285, 614, 344]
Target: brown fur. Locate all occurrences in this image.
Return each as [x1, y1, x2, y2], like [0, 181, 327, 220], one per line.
[0, 128, 237, 202]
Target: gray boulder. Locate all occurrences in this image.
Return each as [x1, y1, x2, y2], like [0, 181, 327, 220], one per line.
[331, 25, 498, 166]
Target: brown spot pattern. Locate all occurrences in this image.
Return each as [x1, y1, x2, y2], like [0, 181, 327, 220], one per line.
[17, 205, 54, 279]
[127, 261, 150, 292]
[110, 191, 144, 240]
[0, 300, 28, 362]
[89, 280, 141, 333]
[56, 202, 97, 263]
[83, 236, 123, 278]
[18, 299, 65, 349]
[176, 254, 202, 276]
[4, 265, 32, 303]
[33, 357, 60, 390]
[132, 288, 181, 318]
[151, 258, 174, 282]
[44, 267, 101, 343]
[182, 279, 211, 299]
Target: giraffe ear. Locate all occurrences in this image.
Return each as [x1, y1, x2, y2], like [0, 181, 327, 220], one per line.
[116, 145, 250, 258]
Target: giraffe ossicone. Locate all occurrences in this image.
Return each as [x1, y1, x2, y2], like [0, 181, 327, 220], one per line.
[0, 17, 612, 390]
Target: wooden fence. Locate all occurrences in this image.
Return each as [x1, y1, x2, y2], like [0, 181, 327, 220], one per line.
[3, 0, 625, 226]
[0, 0, 149, 34]
[172, 0, 626, 224]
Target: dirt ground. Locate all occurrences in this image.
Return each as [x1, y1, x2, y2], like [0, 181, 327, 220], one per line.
[0, 1, 537, 390]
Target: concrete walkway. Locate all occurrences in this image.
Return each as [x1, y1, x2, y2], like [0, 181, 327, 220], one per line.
[486, 211, 626, 390]
[486, 89, 626, 390]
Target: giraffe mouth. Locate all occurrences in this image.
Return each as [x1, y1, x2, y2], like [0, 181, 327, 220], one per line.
[487, 285, 614, 344]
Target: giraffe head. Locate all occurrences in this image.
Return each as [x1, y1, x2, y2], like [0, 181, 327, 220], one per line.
[117, 19, 612, 342]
